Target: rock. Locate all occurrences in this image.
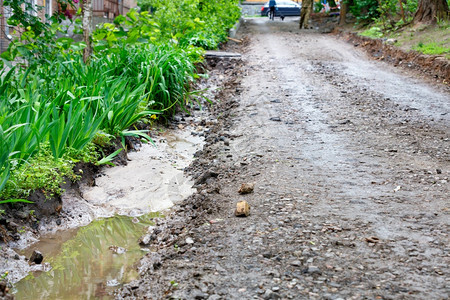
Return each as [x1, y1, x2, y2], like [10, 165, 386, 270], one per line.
[186, 237, 194, 244]
[195, 170, 219, 185]
[0, 280, 10, 297]
[109, 245, 127, 254]
[270, 117, 281, 122]
[238, 183, 255, 194]
[365, 236, 380, 244]
[235, 201, 250, 217]
[139, 234, 152, 246]
[290, 260, 302, 267]
[306, 266, 321, 275]
[193, 289, 209, 299]
[106, 279, 120, 287]
[263, 289, 280, 299]
[30, 250, 44, 264]
[386, 38, 397, 45]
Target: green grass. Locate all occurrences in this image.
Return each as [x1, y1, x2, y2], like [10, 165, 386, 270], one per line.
[413, 41, 450, 58]
[0, 143, 98, 200]
[359, 26, 384, 38]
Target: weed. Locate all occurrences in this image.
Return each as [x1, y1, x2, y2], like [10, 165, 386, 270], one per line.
[413, 41, 450, 57]
[1, 271, 8, 280]
[360, 26, 384, 38]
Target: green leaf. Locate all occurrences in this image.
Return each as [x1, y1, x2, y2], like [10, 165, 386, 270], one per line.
[0, 199, 34, 204]
[96, 148, 123, 166]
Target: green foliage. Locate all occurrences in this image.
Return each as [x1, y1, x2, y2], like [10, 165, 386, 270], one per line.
[1, 0, 78, 67]
[0, 0, 240, 201]
[349, 0, 380, 24]
[137, 0, 241, 49]
[315, 1, 324, 13]
[0, 143, 98, 200]
[348, 0, 421, 29]
[359, 26, 384, 38]
[0, 199, 34, 204]
[413, 41, 450, 57]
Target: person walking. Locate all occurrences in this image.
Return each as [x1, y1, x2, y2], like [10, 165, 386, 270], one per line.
[299, 0, 313, 29]
[269, 0, 277, 20]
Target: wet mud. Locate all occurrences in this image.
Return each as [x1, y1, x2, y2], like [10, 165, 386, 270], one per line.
[0, 125, 205, 289]
[118, 18, 449, 299]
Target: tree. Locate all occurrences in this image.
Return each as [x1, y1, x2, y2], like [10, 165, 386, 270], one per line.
[339, 0, 349, 25]
[413, 0, 449, 24]
[82, 0, 93, 63]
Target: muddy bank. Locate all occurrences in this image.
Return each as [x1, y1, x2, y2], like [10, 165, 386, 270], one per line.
[305, 14, 450, 84]
[0, 118, 206, 290]
[340, 31, 450, 83]
[117, 43, 246, 299]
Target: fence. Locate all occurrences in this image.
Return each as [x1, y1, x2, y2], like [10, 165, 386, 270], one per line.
[0, 0, 135, 55]
[1, 20, 11, 53]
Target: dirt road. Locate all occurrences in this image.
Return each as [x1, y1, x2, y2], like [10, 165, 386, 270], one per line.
[118, 18, 449, 299]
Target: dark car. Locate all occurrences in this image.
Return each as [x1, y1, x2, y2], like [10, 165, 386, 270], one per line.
[261, 0, 301, 17]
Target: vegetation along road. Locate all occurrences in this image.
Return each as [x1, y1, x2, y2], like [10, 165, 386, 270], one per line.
[117, 17, 449, 300]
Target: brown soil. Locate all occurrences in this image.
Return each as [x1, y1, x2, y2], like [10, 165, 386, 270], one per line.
[117, 18, 449, 300]
[341, 32, 450, 83]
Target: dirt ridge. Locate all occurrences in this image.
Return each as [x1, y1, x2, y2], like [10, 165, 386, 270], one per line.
[339, 31, 450, 83]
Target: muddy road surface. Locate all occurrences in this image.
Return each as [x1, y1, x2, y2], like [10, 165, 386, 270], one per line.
[118, 18, 449, 299]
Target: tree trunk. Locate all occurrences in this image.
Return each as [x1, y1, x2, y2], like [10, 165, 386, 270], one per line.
[82, 0, 93, 63]
[399, 0, 405, 22]
[339, 1, 348, 26]
[413, 0, 449, 24]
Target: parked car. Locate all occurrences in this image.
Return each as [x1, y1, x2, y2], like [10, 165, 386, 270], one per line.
[261, 0, 301, 17]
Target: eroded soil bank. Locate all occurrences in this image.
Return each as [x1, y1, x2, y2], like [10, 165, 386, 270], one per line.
[0, 124, 206, 288]
[117, 18, 449, 299]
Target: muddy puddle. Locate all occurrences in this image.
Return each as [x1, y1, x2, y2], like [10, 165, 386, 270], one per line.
[9, 128, 204, 298]
[14, 214, 158, 299]
[81, 129, 204, 216]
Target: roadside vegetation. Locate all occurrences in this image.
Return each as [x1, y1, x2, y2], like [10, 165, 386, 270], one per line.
[339, 0, 449, 57]
[0, 0, 240, 203]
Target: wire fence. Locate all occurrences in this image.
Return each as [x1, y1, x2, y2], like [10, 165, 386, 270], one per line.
[0, 23, 11, 53]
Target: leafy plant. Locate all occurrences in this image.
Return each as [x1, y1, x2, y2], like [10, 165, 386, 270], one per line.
[0, 0, 239, 201]
[360, 26, 384, 38]
[97, 148, 123, 166]
[349, 0, 380, 24]
[413, 41, 450, 57]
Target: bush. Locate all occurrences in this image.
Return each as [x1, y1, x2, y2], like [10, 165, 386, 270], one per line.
[0, 0, 240, 200]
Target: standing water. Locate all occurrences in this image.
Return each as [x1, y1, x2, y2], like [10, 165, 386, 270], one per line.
[14, 214, 158, 299]
[12, 129, 204, 299]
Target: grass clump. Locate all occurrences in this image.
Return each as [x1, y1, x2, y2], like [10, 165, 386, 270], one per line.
[413, 41, 450, 58]
[359, 26, 384, 38]
[0, 143, 98, 200]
